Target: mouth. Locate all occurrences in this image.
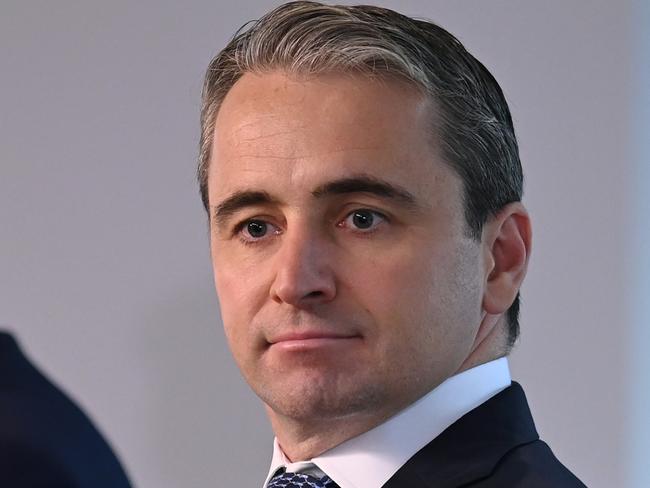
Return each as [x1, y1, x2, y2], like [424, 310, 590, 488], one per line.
[268, 331, 362, 351]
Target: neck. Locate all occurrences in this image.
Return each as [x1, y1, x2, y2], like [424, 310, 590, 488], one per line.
[267, 403, 399, 461]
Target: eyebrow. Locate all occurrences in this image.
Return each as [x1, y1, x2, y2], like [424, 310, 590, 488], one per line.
[212, 190, 279, 225]
[311, 174, 419, 208]
[211, 174, 420, 226]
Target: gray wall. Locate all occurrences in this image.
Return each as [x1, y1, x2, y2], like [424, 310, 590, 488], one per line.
[1, 1, 645, 487]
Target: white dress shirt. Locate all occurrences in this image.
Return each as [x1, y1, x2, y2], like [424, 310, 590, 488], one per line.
[263, 357, 511, 488]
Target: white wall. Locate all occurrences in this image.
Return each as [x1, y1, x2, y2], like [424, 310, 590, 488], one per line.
[0, 1, 641, 487]
[626, 1, 650, 486]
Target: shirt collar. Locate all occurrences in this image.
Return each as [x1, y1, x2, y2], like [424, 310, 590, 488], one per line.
[264, 357, 511, 488]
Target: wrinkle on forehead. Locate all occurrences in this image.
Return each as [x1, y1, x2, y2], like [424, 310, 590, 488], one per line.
[224, 145, 390, 163]
[228, 114, 305, 144]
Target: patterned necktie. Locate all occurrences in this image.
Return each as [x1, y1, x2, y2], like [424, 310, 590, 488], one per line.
[267, 470, 339, 488]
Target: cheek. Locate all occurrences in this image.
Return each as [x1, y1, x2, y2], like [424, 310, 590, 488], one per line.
[354, 241, 480, 350]
[355, 241, 441, 305]
[212, 258, 265, 354]
[343, 249, 435, 339]
[212, 238, 265, 310]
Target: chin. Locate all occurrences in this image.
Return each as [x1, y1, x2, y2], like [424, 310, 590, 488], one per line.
[258, 376, 387, 422]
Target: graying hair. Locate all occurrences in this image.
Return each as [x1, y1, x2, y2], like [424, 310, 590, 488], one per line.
[198, 1, 523, 348]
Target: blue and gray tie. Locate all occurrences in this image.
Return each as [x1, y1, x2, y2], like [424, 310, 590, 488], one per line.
[267, 470, 339, 488]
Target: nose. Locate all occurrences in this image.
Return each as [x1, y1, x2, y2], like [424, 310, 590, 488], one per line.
[269, 228, 337, 307]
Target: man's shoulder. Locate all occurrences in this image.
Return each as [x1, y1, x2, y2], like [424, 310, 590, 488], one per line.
[384, 382, 585, 487]
[471, 438, 586, 487]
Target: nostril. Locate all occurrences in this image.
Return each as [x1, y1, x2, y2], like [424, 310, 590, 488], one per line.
[305, 291, 323, 298]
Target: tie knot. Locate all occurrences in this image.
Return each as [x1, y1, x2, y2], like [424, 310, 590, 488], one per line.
[268, 470, 338, 488]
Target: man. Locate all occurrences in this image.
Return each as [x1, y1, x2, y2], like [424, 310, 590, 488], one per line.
[198, 2, 586, 487]
[0, 330, 132, 487]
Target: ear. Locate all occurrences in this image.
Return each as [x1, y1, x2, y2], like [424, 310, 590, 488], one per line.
[481, 202, 532, 315]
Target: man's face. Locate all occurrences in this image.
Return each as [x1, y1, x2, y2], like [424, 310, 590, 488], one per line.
[208, 72, 487, 423]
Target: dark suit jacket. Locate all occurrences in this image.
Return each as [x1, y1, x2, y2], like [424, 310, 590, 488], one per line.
[0, 331, 132, 488]
[384, 382, 586, 487]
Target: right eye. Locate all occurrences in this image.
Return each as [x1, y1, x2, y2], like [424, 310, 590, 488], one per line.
[236, 219, 280, 244]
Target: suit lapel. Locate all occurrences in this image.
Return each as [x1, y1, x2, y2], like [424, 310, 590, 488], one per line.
[382, 382, 539, 488]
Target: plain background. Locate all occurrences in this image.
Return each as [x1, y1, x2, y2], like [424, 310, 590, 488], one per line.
[1, 1, 647, 487]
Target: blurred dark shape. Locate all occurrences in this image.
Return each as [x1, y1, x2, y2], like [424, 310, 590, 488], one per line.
[0, 330, 133, 487]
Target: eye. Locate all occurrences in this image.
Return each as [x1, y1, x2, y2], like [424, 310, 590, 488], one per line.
[236, 219, 280, 242]
[339, 209, 386, 232]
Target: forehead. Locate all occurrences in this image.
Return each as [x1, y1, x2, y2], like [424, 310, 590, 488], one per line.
[209, 71, 459, 208]
[214, 72, 430, 153]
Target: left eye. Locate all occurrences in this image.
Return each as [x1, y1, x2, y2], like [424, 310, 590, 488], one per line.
[340, 209, 385, 231]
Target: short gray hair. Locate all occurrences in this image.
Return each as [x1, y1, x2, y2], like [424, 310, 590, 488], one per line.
[198, 1, 524, 348]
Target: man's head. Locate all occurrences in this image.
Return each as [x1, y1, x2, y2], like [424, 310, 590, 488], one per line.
[200, 1, 525, 347]
[200, 1, 531, 453]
